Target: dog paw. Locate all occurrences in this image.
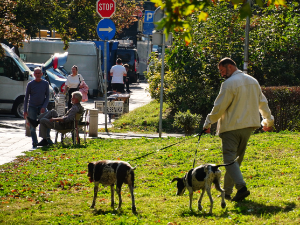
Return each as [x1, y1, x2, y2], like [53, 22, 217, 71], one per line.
[90, 204, 95, 209]
[198, 205, 203, 211]
[132, 206, 137, 213]
[221, 202, 226, 208]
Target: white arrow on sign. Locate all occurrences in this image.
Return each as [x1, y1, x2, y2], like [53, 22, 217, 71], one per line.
[98, 27, 113, 32]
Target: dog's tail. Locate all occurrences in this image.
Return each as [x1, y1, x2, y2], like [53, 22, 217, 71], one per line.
[214, 156, 239, 169]
[132, 166, 137, 170]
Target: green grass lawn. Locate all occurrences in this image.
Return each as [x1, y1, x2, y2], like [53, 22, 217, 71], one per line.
[102, 101, 180, 134]
[0, 132, 299, 224]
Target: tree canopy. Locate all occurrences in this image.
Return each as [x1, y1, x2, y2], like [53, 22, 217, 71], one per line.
[0, 0, 143, 56]
[151, 0, 287, 44]
[146, 1, 300, 116]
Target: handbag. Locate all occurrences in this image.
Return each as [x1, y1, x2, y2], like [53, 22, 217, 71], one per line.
[77, 75, 81, 91]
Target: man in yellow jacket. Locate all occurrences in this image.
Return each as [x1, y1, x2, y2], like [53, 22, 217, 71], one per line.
[203, 57, 274, 202]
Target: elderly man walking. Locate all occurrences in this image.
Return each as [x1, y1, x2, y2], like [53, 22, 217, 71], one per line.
[203, 57, 274, 202]
[24, 67, 49, 148]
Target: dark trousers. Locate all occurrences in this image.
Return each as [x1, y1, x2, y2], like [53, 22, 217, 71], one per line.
[125, 77, 130, 92]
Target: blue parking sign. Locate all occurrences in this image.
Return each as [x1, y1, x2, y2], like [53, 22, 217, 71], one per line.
[144, 11, 154, 23]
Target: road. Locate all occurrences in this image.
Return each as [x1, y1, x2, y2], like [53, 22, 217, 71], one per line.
[0, 82, 161, 165]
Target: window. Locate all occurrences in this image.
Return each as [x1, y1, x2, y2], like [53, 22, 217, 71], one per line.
[0, 57, 22, 81]
[116, 50, 132, 63]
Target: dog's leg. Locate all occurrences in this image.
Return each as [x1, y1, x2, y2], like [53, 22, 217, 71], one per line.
[214, 178, 226, 209]
[198, 188, 205, 211]
[128, 171, 136, 213]
[129, 184, 136, 213]
[110, 184, 115, 209]
[205, 181, 213, 214]
[188, 190, 193, 211]
[91, 182, 99, 208]
[116, 183, 122, 210]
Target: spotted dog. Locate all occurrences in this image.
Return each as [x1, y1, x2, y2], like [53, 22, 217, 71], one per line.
[88, 160, 136, 213]
[172, 157, 239, 214]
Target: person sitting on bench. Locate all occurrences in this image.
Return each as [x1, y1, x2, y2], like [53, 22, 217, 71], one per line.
[27, 91, 84, 146]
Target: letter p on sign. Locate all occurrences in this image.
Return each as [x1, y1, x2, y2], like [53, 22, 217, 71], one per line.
[144, 10, 154, 23]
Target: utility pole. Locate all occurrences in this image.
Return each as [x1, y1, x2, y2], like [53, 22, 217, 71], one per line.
[243, 0, 251, 73]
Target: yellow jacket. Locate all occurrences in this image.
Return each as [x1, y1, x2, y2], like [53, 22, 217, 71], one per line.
[204, 70, 274, 135]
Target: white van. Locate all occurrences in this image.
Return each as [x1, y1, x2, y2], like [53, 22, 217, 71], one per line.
[19, 40, 101, 96]
[0, 43, 55, 118]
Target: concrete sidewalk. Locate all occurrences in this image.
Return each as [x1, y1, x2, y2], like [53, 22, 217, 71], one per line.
[0, 82, 184, 165]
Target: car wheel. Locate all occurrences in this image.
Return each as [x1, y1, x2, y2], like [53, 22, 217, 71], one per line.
[13, 98, 24, 118]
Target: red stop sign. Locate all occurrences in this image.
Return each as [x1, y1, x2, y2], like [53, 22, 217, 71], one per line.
[96, 0, 116, 18]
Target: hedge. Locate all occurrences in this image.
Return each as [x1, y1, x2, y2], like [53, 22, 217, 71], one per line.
[262, 86, 300, 132]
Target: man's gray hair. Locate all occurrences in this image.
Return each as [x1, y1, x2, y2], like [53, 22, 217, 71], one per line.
[34, 67, 42, 73]
[72, 91, 82, 102]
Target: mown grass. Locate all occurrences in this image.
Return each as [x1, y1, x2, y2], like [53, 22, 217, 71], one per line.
[0, 132, 299, 224]
[100, 101, 181, 134]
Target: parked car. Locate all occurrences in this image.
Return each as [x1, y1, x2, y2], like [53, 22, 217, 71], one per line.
[57, 66, 70, 77]
[26, 63, 67, 94]
[116, 47, 139, 83]
[0, 43, 56, 118]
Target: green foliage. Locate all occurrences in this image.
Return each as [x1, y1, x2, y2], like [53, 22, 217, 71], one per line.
[262, 86, 300, 132]
[248, 3, 300, 86]
[147, 2, 300, 124]
[148, 2, 245, 115]
[0, 0, 26, 57]
[151, 0, 287, 45]
[0, 132, 300, 224]
[173, 110, 202, 135]
[11, 0, 143, 50]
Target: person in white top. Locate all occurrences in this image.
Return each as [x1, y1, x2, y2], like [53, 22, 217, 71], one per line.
[203, 57, 274, 202]
[64, 65, 84, 109]
[110, 58, 127, 93]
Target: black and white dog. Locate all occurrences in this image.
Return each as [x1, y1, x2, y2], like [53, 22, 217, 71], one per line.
[172, 157, 239, 214]
[88, 160, 136, 213]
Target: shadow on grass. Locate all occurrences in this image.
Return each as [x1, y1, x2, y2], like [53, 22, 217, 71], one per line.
[179, 200, 296, 218]
[92, 207, 136, 216]
[39, 142, 89, 151]
[231, 200, 296, 216]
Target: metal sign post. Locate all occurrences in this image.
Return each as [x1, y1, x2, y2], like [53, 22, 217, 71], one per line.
[104, 40, 108, 132]
[96, 1, 116, 133]
[158, 33, 165, 138]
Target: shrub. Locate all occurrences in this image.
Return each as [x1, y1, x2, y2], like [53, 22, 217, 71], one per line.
[262, 86, 300, 132]
[173, 110, 202, 135]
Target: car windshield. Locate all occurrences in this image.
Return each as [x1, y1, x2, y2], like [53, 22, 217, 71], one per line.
[117, 50, 132, 63]
[47, 68, 65, 79]
[46, 70, 66, 81]
[13, 55, 31, 72]
[58, 67, 69, 76]
[56, 68, 68, 78]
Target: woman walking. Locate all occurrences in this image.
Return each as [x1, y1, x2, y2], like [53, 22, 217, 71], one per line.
[64, 65, 85, 109]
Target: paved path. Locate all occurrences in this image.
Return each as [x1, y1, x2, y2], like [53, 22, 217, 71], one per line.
[0, 82, 184, 165]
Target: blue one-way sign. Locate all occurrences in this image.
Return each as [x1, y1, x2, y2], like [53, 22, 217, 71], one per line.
[97, 19, 116, 40]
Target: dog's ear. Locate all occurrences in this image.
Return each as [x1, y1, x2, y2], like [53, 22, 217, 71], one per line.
[87, 162, 95, 177]
[171, 177, 180, 183]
